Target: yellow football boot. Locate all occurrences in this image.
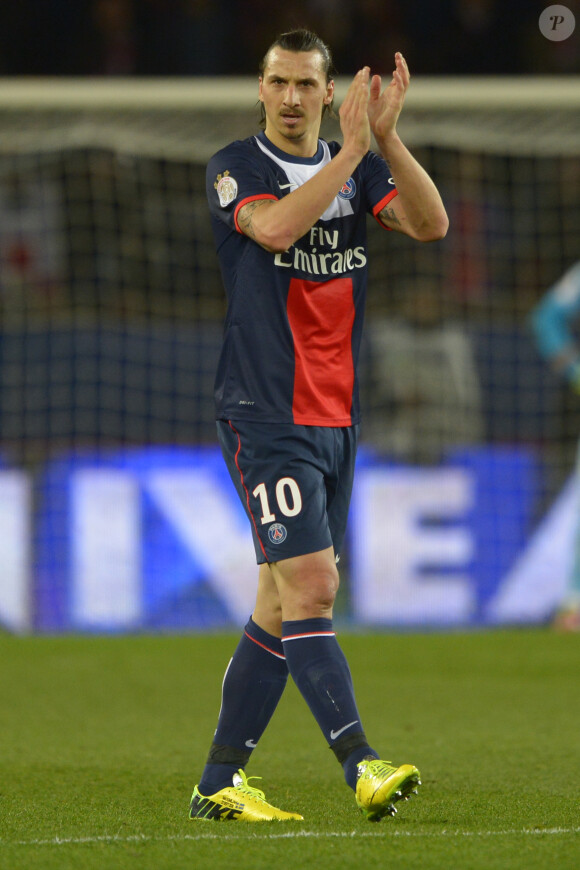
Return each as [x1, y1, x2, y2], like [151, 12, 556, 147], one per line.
[356, 758, 421, 821]
[189, 769, 303, 822]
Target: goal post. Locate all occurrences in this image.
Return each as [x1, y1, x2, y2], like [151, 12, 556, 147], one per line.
[0, 75, 579, 632]
[1, 75, 579, 154]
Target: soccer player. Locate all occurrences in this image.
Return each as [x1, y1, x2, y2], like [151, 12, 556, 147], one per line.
[530, 260, 580, 632]
[189, 28, 449, 822]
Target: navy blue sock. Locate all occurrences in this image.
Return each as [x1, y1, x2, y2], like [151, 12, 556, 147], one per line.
[198, 617, 288, 795]
[281, 617, 377, 790]
[342, 745, 380, 791]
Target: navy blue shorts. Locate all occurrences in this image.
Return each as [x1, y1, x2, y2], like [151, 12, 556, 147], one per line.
[217, 420, 359, 564]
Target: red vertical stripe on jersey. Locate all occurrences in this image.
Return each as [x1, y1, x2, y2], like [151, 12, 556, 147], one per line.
[287, 277, 355, 425]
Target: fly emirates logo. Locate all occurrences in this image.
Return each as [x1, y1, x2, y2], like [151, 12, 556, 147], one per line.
[274, 227, 367, 276]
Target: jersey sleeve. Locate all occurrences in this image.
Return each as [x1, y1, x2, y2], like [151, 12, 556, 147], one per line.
[359, 149, 398, 225]
[206, 140, 278, 235]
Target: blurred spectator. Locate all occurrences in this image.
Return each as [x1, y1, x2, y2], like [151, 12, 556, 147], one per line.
[88, 0, 137, 75]
[530, 261, 580, 631]
[0, 171, 64, 312]
[365, 278, 484, 462]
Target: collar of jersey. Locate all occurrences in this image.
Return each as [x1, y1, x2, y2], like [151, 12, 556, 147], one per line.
[256, 131, 325, 165]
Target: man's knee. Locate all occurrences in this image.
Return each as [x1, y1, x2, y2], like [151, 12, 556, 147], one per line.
[309, 565, 339, 611]
[272, 550, 339, 619]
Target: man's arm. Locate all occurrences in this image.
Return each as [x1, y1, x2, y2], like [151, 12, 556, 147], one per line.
[237, 68, 372, 254]
[368, 53, 449, 242]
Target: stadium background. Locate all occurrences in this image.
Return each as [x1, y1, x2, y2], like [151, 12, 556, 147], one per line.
[0, 0, 579, 633]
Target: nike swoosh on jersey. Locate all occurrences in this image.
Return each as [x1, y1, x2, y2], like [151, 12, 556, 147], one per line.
[329, 720, 359, 741]
[278, 181, 295, 189]
[245, 738, 258, 749]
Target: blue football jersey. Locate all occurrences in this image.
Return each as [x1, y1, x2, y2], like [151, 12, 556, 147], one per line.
[531, 261, 580, 361]
[206, 131, 397, 426]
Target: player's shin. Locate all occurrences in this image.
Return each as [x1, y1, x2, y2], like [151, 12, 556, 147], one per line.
[197, 617, 288, 795]
[281, 617, 378, 789]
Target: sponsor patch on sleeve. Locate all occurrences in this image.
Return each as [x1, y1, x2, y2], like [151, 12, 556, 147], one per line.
[214, 171, 238, 207]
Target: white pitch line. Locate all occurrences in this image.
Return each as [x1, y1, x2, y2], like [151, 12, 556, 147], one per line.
[3, 827, 580, 847]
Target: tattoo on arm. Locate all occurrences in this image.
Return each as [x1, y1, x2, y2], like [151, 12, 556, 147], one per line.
[237, 201, 265, 240]
[381, 205, 401, 227]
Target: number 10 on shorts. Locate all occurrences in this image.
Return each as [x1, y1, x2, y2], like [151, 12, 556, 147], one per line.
[253, 478, 303, 524]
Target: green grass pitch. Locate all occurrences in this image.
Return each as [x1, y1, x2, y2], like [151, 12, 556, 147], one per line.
[1, 628, 579, 870]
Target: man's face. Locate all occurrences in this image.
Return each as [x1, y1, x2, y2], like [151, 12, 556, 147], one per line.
[259, 48, 334, 155]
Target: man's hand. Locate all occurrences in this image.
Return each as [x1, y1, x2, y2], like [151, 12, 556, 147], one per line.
[338, 67, 371, 160]
[367, 52, 410, 143]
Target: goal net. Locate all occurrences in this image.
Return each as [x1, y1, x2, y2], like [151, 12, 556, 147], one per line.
[1, 76, 579, 632]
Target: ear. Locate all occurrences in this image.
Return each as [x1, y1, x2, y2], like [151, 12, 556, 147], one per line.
[258, 77, 264, 102]
[323, 79, 335, 105]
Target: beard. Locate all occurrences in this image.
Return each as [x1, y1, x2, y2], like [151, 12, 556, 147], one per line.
[278, 114, 306, 141]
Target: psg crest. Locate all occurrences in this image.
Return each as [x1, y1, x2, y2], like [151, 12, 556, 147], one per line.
[268, 523, 287, 544]
[338, 177, 356, 200]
